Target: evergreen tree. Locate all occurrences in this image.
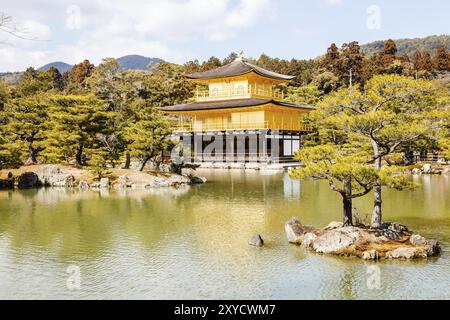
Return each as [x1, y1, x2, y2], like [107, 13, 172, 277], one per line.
[291, 145, 410, 226]
[67, 60, 95, 91]
[338, 41, 366, 87]
[412, 49, 423, 71]
[0, 97, 49, 164]
[125, 100, 175, 171]
[0, 81, 9, 109]
[420, 50, 434, 73]
[42, 95, 112, 166]
[321, 43, 340, 73]
[432, 45, 450, 71]
[317, 75, 438, 228]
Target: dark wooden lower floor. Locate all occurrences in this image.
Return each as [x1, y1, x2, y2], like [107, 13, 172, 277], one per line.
[170, 130, 306, 163]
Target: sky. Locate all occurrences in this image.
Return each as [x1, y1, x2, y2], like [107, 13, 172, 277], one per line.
[0, 0, 449, 72]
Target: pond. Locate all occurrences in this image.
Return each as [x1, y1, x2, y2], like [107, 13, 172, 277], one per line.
[0, 171, 449, 299]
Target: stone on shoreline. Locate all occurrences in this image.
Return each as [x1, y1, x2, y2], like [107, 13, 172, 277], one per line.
[301, 233, 317, 248]
[324, 221, 344, 230]
[285, 218, 306, 245]
[386, 247, 427, 259]
[362, 250, 379, 260]
[118, 175, 132, 188]
[79, 181, 89, 190]
[0, 178, 14, 190]
[312, 228, 358, 254]
[17, 172, 41, 189]
[100, 178, 110, 189]
[422, 164, 432, 174]
[249, 234, 264, 247]
[189, 176, 207, 185]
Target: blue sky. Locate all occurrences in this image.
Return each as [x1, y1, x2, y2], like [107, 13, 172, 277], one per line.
[0, 0, 449, 71]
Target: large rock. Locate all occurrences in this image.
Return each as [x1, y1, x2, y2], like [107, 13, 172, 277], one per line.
[285, 218, 305, 245]
[147, 178, 170, 188]
[412, 237, 442, 256]
[362, 250, 379, 260]
[189, 176, 207, 185]
[118, 175, 132, 188]
[386, 247, 427, 259]
[249, 234, 264, 247]
[380, 222, 412, 240]
[312, 227, 359, 254]
[35, 166, 75, 187]
[324, 221, 344, 230]
[17, 172, 41, 189]
[424, 239, 441, 256]
[443, 168, 450, 175]
[79, 181, 89, 190]
[301, 233, 317, 248]
[146, 175, 191, 188]
[411, 168, 421, 175]
[0, 178, 14, 190]
[422, 164, 432, 174]
[99, 178, 110, 189]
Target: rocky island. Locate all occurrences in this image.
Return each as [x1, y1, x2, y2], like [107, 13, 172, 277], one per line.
[285, 218, 441, 260]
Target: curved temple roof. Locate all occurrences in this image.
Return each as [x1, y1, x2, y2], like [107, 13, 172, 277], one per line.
[186, 59, 295, 81]
[159, 98, 315, 112]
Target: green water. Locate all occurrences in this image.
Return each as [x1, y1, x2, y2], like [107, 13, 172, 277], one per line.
[0, 171, 449, 300]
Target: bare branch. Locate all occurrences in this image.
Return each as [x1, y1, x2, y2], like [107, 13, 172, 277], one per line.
[0, 12, 49, 43]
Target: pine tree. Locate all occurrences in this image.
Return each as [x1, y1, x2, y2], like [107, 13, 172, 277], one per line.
[321, 43, 340, 74]
[42, 95, 113, 166]
[125, 100, 176, 171]
[67, 60, 95, 92]
[317, 75, 438, 228]
[412, 50, 423, 70]
[0, 81, 8, 109]
[420, 50, 434, 73]
[291, 145, 406, 226]
[0, 97, 49, 164]
[338, 41, 366, 87]
[432, 45, 450, 71]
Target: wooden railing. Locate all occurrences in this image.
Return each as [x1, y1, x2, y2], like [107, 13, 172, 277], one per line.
[174, 121, 313, 132]
[195, 86, 284, 102]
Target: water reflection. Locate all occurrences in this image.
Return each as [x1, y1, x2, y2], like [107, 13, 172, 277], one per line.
[0, 172, 449, 299]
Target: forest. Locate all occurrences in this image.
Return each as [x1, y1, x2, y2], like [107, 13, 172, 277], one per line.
[0, 39, 449, 177]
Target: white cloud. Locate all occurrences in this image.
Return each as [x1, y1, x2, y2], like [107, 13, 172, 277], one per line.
[0, 0, 274, 71]
[324, 0, 344, 7]
[226, 0, 273, 29]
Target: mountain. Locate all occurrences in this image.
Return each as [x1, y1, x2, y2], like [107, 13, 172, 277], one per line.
[38, 61, 73, 73]
[117, 55, 163, 71]
[361, 35, 450, 57]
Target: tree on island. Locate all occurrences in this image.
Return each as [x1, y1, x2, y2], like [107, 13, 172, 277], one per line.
[296, 74, 440, 228]
[291, 145, 411, 226]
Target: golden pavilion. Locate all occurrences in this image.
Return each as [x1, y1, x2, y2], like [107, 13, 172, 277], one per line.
[160, 53, 314, 163]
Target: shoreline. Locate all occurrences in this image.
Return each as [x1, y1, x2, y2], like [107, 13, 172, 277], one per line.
[0, 164, 206, 191]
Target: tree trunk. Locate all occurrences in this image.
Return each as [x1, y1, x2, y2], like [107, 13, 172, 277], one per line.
[75, 146, 83, 167]
[371, 153, 383, 228]
[342, 177, 353, 226]
[123, 153, 131, 169]
[371, 183, 382, 228]
[26, 146, 38, 165]
[139, 156, 150, 172]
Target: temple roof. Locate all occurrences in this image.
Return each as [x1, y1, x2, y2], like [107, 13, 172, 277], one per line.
[159, 98, 315, 112]
[186, 59, 295, 81]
